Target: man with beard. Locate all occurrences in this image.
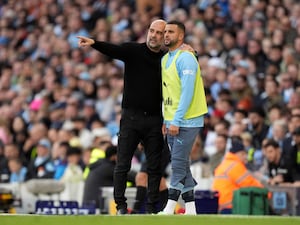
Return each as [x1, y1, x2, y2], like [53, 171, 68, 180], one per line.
[247, 107, 269, 150]
[263, 138, 294, 185]
[160, 21, 207, 215]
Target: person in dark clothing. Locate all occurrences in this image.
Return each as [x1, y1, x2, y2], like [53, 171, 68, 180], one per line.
[25, 138, 55, 180]
[131, 139, 170, 214]
[263, 139, 295, 185]
[291, 132, 300, 183]
[82, 145, 117, 209]
[247, 107, 269, 150]
[77, 19, 166, 214]
[282, 127, 300, 183]
[0, 143, 27, 183]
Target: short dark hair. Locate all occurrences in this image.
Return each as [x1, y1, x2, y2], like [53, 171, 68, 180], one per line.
[263, 138, 279, 149]
[167, 20, 185, 33]
[249, 106, 266, 118]
[234, 109, 248, 117]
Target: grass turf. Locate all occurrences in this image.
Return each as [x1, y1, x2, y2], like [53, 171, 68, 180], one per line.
[1, 214, 300, 225]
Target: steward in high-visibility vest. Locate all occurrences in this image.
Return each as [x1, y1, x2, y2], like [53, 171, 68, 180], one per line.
[212, 140, 263, 212]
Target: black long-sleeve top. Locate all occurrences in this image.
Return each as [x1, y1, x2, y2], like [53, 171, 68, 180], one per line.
[92, 41, 164, 115]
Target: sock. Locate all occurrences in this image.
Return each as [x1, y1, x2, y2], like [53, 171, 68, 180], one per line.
[182, 190, 196, 215]
[162, 188, 181, 214]
[184, 201, 197, 215]
[132, 186, 147, 213]
[163, 199, 177, 214]
[158, 189, 168, 211]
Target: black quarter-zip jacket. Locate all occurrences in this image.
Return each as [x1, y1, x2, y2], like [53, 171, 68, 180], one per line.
[92, 41, 165, 115]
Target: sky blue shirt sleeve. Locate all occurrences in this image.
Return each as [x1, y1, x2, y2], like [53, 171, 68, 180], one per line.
[172, 51, 198, 126]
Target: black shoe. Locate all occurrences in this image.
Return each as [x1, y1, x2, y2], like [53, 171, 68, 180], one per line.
[117, 208, 128, 215]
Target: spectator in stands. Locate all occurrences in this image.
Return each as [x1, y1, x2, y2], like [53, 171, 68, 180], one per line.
[212, 138, 264, 214]
[204, 119, 230, 156]
[208, 134, 228, 175]
[67, 15, 89, 49]
[247, 107, 269, 150]
[82, 99, 101, 130]
[288, 127, 300, 186]
[48, 101, 67, 130]
[266, 104, 287, 139]
[230, 74, 253, 105]
[53, 142, 69, 180]
[278, 72, 295, 104]
[8, 158, 27, 183]
[10, 116, 29, 154]
[232, 108, 248, 130]
[95, 82, 115, 123]
[229, 122, 246, 138]
[240, 131, 264, 172]
[136, 0, 162, 18]
[0, 143, 25, 183]
[64, 98, 81, 121]
[281, 127, 300, 185]
[287, 90, 300, 111]
[71, 116, 93, 150]
[262, 138, 295, 185]
[60, 146, 83, 183]
[269, 119, 288, 148]
[26, 138, 55, 180]
[245, 38, 267, 74]
[254, 78, 284, 114]
[22, 122, 49, 164]
[209, 59, 229, 101]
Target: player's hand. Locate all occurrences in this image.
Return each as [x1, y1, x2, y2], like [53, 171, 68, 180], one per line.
[179, 43, 195, 53]
[168, 124, 179, 136]
[77, 36, 95, 47]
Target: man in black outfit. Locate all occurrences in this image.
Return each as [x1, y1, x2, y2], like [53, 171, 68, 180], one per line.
[263, 138, 295, 185]
[77, 19, 166, 214]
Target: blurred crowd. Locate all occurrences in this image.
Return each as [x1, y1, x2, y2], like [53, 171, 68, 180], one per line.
[0, 0, 300, 190]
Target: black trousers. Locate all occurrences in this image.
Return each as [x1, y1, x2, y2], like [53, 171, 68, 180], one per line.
[113, 108, 164, 212]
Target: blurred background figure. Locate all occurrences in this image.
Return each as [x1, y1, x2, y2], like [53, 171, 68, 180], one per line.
[82, 145, 117, 209]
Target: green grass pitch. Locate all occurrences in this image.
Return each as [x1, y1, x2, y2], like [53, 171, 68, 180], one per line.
[1, 214, 300, 225]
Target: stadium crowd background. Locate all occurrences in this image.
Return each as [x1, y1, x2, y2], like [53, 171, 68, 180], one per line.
[0, 0, 300, 193]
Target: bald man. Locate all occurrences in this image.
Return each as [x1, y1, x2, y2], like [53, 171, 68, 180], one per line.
[77, 19, 166, 214]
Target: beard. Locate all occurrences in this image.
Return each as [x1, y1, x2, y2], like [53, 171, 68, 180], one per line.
[147, 39, 161, 51]
[164, 39, 177, 48]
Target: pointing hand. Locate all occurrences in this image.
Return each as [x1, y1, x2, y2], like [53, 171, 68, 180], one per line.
[77, 36, 95, 47]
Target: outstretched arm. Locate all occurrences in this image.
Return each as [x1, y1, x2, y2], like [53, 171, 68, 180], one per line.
[77, 36, 128, 60]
